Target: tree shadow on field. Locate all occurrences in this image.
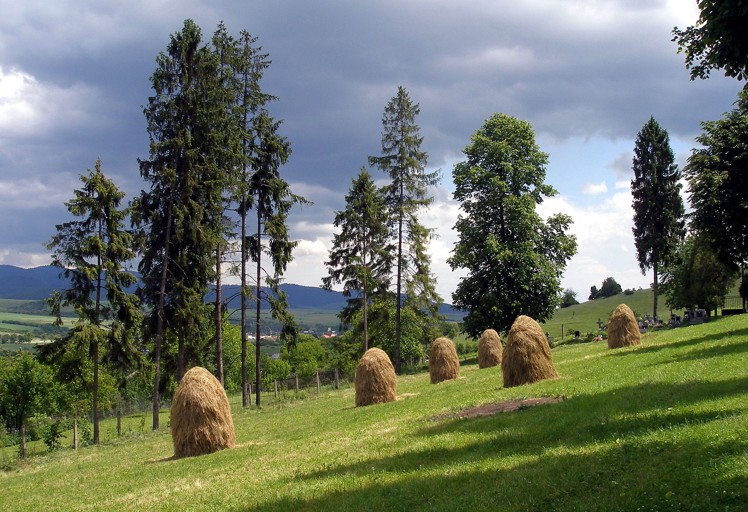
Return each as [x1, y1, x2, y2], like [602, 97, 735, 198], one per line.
[609, 327, 748, 358]
[232, 378, 748, 512]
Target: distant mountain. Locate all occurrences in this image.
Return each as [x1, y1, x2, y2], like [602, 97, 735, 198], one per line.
[0, 265, 461, 320]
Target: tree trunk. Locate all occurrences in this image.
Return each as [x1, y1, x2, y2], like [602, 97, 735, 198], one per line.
[93, 245, 102, 445]
[395, 194, 403, 374]
[215, 244, 224, 386]
[255, 207, 262, 407]
[19, 422, 27, 459]
[241, 203, 249, 407]
[177, 328, 185, 382]
[653, 261, 659, 321]
[152, 202, 173, 430]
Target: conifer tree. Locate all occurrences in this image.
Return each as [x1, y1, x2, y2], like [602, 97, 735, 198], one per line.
[368, 86, 441, 373]
[134, 19, 228, 429]
[631, 117, 685, 321]
[47, 159, 138, 443]
[323, 169, 394, 351]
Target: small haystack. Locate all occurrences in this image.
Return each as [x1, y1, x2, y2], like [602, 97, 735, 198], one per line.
[171, 366, 235, 458]
[355, 347, 397, 407]
[607, 304, 641, 348]
[502, 315, 559, 388]
[429, 337, 460, 384]
[477, 328, 502, 369]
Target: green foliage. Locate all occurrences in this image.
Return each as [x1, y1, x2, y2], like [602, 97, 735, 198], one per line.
[0, 353, 56, 458]
[559, 289, 579, 308]
[589, 277, 623, 300]
[449, 113, 577, 338]
[365, 297, 427, 365]
[280, 335, 328, 378]
[261, 355, 291, 390]
[661, 234, 737, 313]
[672, 0, 748, 80]
[685, 88, 748, 273]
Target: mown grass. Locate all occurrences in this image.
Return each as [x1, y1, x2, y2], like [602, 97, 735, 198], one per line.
[2, 315, 747, 511]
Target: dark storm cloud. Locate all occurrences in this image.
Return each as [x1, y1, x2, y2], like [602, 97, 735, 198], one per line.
[0, 0, 742, 293]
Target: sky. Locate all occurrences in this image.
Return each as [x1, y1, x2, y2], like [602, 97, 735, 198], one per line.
[0, 0, 743, 307]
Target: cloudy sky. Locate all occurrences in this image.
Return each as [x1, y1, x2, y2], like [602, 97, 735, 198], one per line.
[0, 1, 743, 306]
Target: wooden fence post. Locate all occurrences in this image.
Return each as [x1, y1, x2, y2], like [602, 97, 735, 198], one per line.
[335, 368, 339, 389]
[274, 380, 278, 398]
[316, 371, 321, 394]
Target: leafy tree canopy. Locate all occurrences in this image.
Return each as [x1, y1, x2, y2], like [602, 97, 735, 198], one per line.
[673, 0, 748, 80]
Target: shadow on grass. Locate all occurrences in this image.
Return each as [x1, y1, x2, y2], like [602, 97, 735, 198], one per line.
[232, 378, 748, 512]
[608, 327, 748, 358]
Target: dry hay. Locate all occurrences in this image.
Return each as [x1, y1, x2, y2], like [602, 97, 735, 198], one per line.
[355, 347, 397, 407]
[429, 337, 460, 384]
[477, 328, 502, 369]
[607, 303, 641, 348]
[502, 315, 559, 388]
[170, 366, 236, 458]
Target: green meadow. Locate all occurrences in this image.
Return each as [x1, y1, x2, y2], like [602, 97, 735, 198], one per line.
[2, 314, 747, 511]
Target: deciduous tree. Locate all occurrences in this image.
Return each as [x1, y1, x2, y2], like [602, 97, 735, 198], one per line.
[449, 113, 577, 338]
[672, 1, 748, 80]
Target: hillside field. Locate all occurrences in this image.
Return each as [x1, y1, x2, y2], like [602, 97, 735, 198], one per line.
[1, 314, 747, 511]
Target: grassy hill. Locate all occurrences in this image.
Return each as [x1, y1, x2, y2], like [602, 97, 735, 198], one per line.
[2, 314, 747, 511]
[540, 288, 656, 340]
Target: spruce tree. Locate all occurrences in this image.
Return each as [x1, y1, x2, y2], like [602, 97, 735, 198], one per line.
[368, 86, 440, 373]
[134, 19, 228, 429]
[631, 117, 685, 321]
[47, 159, 138, 444]
[323, 169, 394, 351]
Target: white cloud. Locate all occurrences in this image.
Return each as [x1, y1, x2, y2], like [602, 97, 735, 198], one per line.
[0, 177, 71, 209]
[0, 66, 103, 139]
[582, 181, 608, 195]
[0, 248, 50, 267]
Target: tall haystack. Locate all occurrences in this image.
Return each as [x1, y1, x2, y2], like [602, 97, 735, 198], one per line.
[355, 347, 397, 407]
[429, 337, 460, 384]
[502, 315, 558, 388]
[478, 328, 502, 369]
[607, 303, 641, 348]
[171, 366, 235, 458]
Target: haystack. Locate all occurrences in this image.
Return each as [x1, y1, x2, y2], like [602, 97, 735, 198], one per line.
[355, 347, 397, 407]
[429, 337, 460, 384]
[171, 366, 235, 458]
[477, 328, 502, 369]
[607, 304, 641, 348]
[502, 315, 558, 388]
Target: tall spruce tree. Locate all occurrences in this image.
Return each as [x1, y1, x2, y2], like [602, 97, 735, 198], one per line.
[449, 113, 577, 338]
[134, 19, 228, 429]
[323, 169, 394, 351]
[247, 109, 306, 406]
[227, 30, 278, 407]
[631, 117, 685, 321]
[368, 86, 440, 373]
[47, 159, 138, 444]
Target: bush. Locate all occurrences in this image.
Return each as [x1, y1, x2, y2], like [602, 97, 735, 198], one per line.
[43, 421, 65, 451]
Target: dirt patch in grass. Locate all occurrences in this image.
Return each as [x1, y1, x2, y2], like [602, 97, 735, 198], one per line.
[434, 396, 564, 421]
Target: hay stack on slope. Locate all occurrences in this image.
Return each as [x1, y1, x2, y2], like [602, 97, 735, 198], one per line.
[355, 348, 397, 407]
[607, 304, 641, 349]
[478, 329, 502, 369]
[429, 337, 460, 384]
[171, 366, 235, 458]
[502, 315, 558, 388]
